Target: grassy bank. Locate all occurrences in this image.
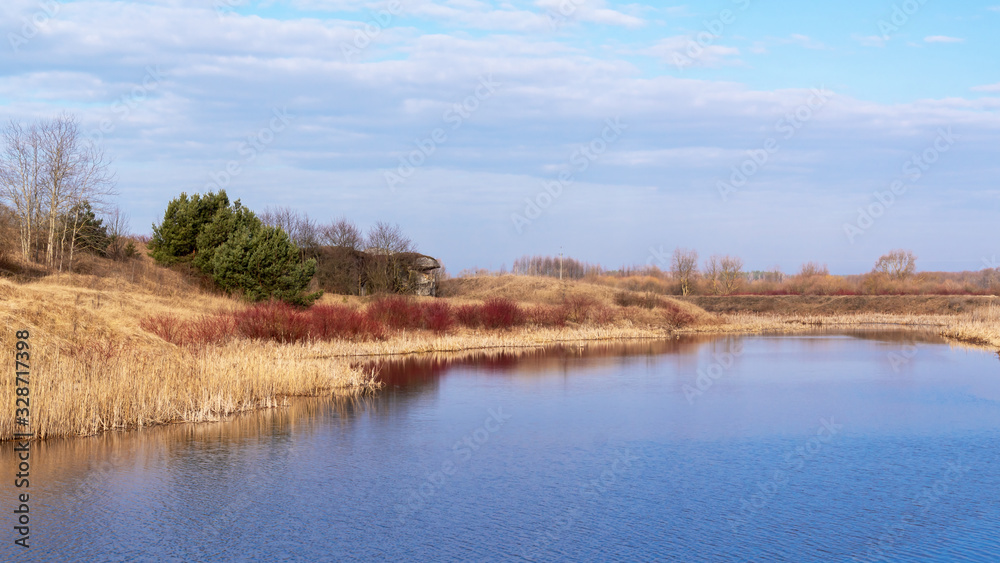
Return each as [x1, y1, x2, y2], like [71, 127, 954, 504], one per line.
[3, 265, 998, 441]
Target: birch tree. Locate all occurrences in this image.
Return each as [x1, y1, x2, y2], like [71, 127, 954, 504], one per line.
[0, 120, 44, 261]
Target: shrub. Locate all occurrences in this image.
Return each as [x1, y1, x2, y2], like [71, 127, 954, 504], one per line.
[186, 314, 236, 345]
[423, 301, 455, 333]
[526, 305, 568, 327]
[231, 301, 311, 343]
[311, 304, 385, 341]
[563, 295, 598, 323]
[455, 304, 483, 328]
[613, 291, 664, 309]
[662, 303, 696, 327]
[367, 296, 422, 330]
[480, 297, 525, 329]
[140, 314, 186, 346]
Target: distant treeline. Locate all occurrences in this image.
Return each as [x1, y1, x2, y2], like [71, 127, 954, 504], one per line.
[510, 255, 603, 279]
[466, 249, 1000, 297]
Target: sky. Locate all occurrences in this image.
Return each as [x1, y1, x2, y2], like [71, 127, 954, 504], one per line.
[1, 0, 998, 274]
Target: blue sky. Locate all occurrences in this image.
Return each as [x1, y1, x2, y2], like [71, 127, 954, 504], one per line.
[1, 0, 998, 274]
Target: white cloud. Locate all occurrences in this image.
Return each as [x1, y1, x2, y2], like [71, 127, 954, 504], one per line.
[535, 0, 644, 28]
[924, 35, 964, 43]
[641, 36, 741, 69]
[851, 34, 886, 47]
[971, 83, 1000, 92]
[786, 33, 826, 50]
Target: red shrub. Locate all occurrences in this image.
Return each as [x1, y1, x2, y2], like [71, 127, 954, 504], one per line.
[662, 303, 696, 327]
[563, 295, 598, 323]
[422, 301, 455, 333]
[140, 314, 186, 346]
[186, 315, 236, 345]
[527, 305, 569, 327]
[367, 296, 422, 330]
[310, 304, 386, 341]
[480, 297, 526, 329]
[232, 301, 311, 343]
[455, 304, 483, 328]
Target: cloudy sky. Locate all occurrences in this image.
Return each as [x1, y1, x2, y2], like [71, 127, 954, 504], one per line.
[2, 0, 998, 273]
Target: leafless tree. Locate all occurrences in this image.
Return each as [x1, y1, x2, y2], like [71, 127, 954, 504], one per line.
[39, 115, 116, 269]
[670, 247, 698, 295]
[719, 255, 744, 295]
[259, 206, 319, 251]
[363, 221, 415, 294]
[798, 262, 829, 277]
[320, 217, 363, 250]
[0, 120, 44, 261]
[704, 256, 721, 295]
[104, 207, 134, 261]
[365, 221, 414, 255]
[873, 249, 916, 280]
[1, 116, 115, 269]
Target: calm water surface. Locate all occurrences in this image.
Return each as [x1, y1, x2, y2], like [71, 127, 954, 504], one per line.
[3, 331, 1000, 562]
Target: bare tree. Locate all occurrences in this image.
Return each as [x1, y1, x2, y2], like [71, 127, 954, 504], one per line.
[363, 221, 416, 294]
[1, 116, 115, 269]
[704, 256, 721, 295]
[0, 120, 44, 261]
[798, 262, 829, 277]
[670, 247, 698, 295]
[320, 217, 362, 250]
[259, 206, 319, 250]
[873, 249, 916, 280]
[719, 255, 744, 295]
[365, 221, 414, 255]
[104, 207, 135, 261]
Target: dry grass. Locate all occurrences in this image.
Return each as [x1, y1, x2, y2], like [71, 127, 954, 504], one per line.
[0, 258, 379, 441]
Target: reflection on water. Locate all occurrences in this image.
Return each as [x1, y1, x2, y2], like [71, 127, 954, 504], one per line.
[3, 331, 999, 562]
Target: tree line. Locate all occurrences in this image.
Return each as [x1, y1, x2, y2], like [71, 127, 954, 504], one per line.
[148, 190, 427, 304]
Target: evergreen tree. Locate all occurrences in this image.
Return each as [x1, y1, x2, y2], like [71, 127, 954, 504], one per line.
[149, 191, 229, 263]
[211, 224, 320, 306]
[193, 200, 260, 274]
[67, 202, 110, 255]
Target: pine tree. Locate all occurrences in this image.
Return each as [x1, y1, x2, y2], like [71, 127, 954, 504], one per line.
[149, 190, 229, 263]
[210, 224, 320, 306]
